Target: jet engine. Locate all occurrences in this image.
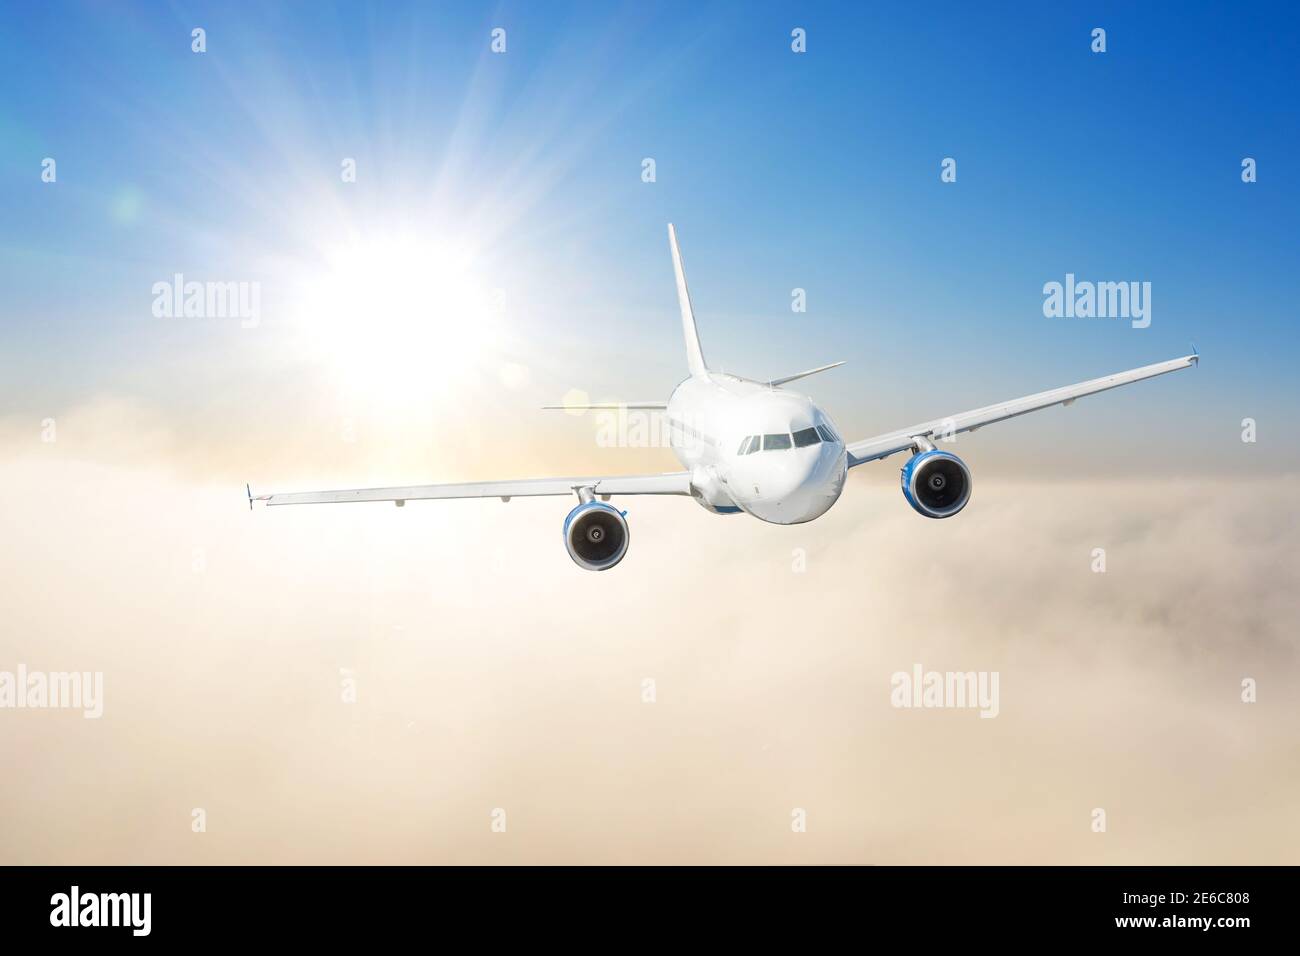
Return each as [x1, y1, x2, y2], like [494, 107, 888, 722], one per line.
[900, 449, 971, 518]
[563, 501, 630, 571]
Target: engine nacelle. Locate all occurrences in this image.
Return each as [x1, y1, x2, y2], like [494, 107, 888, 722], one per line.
[900, 449, 972, 519]
[563, 501, 630, 571]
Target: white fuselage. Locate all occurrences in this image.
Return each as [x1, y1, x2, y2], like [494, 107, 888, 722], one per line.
[665, 372, 848, 524]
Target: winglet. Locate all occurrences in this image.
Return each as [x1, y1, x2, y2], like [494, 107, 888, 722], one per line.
[1190, 342, 1199, 365]
[246, 483, 253, 511]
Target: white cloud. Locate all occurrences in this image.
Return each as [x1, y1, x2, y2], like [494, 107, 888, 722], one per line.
[0, 452, 1295, 863]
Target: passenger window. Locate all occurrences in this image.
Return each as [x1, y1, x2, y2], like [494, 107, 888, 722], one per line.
[763, 433, 792, 451]
[793, 427, 821, 448]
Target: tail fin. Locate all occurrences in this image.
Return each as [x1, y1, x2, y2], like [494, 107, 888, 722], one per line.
[668, 224, 708, 378]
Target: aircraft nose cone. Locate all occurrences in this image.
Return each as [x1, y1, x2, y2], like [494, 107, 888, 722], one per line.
[741, 445, 846, 524]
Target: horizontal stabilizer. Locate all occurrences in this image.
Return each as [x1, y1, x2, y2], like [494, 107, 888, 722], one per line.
[542, 402, 668, 411]
[767, 361, 845, 388]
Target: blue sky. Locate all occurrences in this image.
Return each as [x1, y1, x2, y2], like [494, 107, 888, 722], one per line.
[2, 1, 1296, 476]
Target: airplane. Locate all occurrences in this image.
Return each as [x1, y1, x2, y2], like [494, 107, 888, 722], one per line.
[250, 224, 1198, 571]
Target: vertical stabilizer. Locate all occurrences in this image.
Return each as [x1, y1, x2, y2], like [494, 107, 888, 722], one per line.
[668, 223, 709, 378]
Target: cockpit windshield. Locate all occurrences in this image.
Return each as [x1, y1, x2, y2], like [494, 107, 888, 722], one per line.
[736, 424, 839, 453]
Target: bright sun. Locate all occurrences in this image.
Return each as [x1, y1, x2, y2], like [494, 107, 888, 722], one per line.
[291, 233, 502, 405]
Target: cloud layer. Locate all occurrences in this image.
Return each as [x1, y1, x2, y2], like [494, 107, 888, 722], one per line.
[0, 447, 1296, 864]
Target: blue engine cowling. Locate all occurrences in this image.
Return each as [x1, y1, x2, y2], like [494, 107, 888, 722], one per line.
[900, 450, 972, 518]
[563, 501, 630, 571]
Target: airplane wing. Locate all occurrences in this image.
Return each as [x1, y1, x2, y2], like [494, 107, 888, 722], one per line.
[250, 472, 693, 506]
[844, 353, 1198, 467]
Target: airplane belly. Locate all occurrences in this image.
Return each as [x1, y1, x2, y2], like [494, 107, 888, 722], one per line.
[688, 465, 741, 514]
